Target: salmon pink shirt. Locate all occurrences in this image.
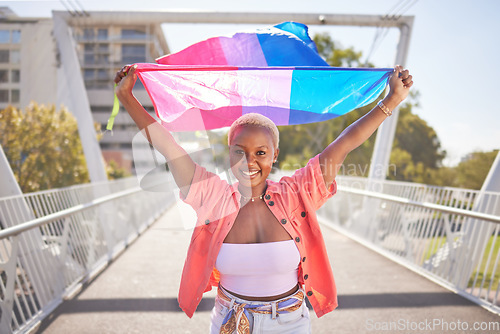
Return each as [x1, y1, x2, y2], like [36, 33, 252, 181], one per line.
[178, 154, 338, 318]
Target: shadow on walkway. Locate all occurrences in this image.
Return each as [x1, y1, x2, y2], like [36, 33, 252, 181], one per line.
[43, 291, 476, 315]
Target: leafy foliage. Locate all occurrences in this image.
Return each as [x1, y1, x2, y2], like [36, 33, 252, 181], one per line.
[106, 160, 131, 180]
[452, 150, 498, 189]
[387, 91, 447, 183]
[0, 103, 90, 192]
[392, 92, 445, 169]
[0, 104, 131, 192]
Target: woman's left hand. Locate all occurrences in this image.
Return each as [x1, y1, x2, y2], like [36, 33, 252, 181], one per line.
[387, 65, 413, 104]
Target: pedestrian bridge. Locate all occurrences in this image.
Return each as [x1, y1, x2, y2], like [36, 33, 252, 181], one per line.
[0, 174, 499, 333]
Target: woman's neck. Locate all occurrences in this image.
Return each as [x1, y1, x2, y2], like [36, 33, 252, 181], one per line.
[238, 183, 267, 199]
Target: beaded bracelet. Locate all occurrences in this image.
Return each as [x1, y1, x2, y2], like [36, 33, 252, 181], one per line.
[377, 100, 392, 116]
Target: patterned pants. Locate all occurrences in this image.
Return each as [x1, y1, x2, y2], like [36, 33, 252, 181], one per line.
[209, 285, 311, 334]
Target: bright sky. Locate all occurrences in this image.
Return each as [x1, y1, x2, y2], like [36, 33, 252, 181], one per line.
[4, 0, 500, 166]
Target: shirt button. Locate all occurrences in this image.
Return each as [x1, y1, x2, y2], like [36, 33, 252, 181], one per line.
[281, 219, 287, 224]
[265, 194, 271, 200]
[307, 291, 313, 297]
[268, 201, 274, 206]
[304, 274, 309, 280]
[302, 257, 306, 262]
[301, 211, 306, 217]
[204, 219, 210, 225]
[295, 237, 300, 243]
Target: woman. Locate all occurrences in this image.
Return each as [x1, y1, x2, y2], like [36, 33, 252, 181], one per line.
[115, 64, 413, 333]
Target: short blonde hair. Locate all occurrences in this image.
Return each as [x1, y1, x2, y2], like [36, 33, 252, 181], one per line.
[228, 113, 279, 148]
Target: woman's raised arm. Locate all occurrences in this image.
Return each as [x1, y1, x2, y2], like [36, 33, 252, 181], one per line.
[318, 65, 414, 188]
[114, 65, 195, 197]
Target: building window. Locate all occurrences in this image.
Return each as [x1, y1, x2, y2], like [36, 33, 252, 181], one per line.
[85, 54, 108, 66]
[83, 28, 94, 40]
[97, 54, 108, 65]
[91, 106, 112, 112]
[97, 44, 108, 53]
[0, 70, 7, 83]
[11, 70, 20, 83]
[81, 28, 107, 42]
[84, 44, 109, 65]
[0, 50, 9, 63]
[84, 69, 94, 80]
[84, 44, 94, 64]
[11, 89, 19, 103]
[122, 44, 146, 63]
[11, 30, 20, 44]
[84, 53, 94, 65]
[0, 90, 8, 102]
[121, 29, 147, 40]
[0, 30, 9, 43]
[97, 29, 108, 41]
[83, 69, 112, 89]
[97, 69, 107, 80]
[10, 50, 20, 64]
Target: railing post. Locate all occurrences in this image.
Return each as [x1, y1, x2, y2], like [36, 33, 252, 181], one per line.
[0, 236, 19, 334]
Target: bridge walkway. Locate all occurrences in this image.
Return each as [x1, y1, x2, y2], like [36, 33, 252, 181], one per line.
[35, 203, 500, 333]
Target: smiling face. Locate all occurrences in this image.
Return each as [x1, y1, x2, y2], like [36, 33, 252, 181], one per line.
[229, 125, 279, 193]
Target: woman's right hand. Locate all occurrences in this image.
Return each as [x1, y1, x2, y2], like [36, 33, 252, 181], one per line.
[114, 64, 137, 99]
[113, 64, 195, 197]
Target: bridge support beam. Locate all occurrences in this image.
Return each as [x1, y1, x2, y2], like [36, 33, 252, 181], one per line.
[367, 20, 413, 181]
[455, 151, 500, 290]
[52, 13, 107, 184]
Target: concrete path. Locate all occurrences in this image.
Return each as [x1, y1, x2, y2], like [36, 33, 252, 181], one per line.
[36, 202, 500, 334]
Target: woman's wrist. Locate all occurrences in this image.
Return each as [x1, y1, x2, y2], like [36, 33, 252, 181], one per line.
[116, 87, 135, 104]
[382, 93, 403, 111]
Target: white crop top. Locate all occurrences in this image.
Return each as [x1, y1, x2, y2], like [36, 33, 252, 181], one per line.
[215, 240, 301, 297]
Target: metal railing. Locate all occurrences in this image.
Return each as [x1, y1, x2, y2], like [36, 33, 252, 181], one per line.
[318, 176, 500, 314]
[2, 170, 498, 333]
[0, 176, 174, 334]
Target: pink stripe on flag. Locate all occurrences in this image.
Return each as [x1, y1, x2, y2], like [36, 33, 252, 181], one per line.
[137, 69, 243, 127]
[156, 37, 228, 65]
[237, 69, 293, 125]
[160, 107, 243, 131]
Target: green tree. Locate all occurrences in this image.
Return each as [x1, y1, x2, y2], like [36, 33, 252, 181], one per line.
[0, 103, 90, 192]
[428, 166, 458, 187]
[388, 92, 447, 182]
[106, 160, 130, 180]
[453, 150, 498, 189]
[393, 93, 445, 169]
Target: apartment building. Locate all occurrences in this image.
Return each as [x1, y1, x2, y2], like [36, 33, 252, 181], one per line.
[0, 7, 32, 109]
[0, 7, 170, 175]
